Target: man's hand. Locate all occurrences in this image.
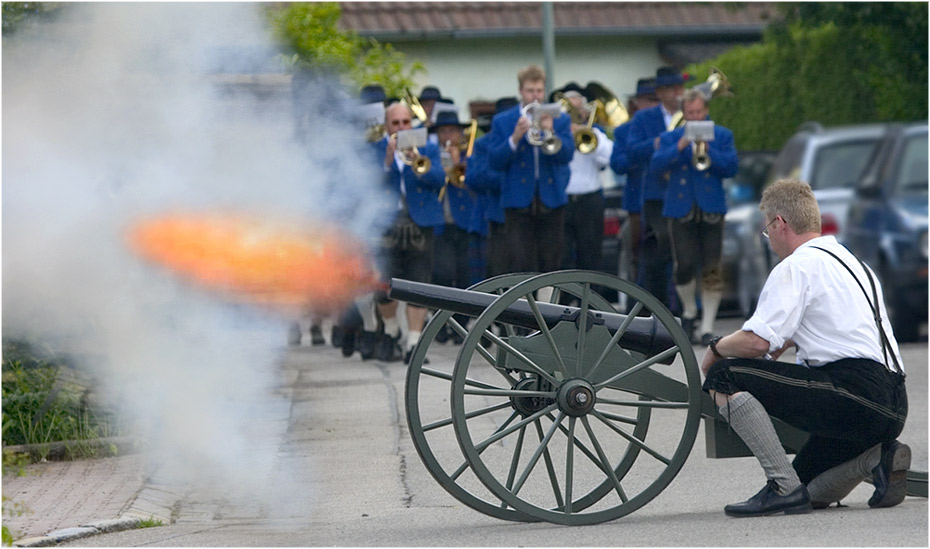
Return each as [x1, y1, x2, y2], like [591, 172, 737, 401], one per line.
[538, 114, 554, 132]
[385, 133, 398, 168]
[677, 135, 690, 152]
[513, 116, 531, 143]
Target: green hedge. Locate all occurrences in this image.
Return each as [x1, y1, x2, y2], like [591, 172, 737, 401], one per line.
[687, 21, 928, 150]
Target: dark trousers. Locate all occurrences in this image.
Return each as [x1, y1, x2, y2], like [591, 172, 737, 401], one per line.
[486, 221, 508, 278]
[640, 200, 673, 308]
[668, 206, 724, 290]
[704, 358, 907, 483]
[562, 190, 604, 271]
[433, 223, 471, 290]
[504, 205, 565, 273]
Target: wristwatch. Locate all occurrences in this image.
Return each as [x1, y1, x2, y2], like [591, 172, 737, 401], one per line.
[709, 336, 724, 358]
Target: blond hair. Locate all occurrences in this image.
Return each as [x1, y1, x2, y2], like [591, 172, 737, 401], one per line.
[518, 64, 546, 88]
[759, 178, 822, 234]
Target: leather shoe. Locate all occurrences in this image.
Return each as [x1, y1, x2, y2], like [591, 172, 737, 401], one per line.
[358, 330, 377, 360]
[680, 317, 697, 344]
[869, 440, 911, 508]
[724, 480, 813, 517]
[377, 332, 403, 362]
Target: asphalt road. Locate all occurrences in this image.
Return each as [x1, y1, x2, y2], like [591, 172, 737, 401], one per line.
[64, 317, 928, 547]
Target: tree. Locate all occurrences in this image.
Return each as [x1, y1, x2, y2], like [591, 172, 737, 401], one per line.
[267, 3, 425, 98]
[685, 2, 928, 150]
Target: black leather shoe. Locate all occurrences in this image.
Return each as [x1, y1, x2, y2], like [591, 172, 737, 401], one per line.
[700, 332, 715, 347]
[358, 330, 377, 360]
[377, 332, 403, 362]
[340, 329, 357, 357]
[724, 480, 813, 517]
[680, 317, 697, 344]
[310, 325, 325, 346]
[403, 348, 429, 365]
[869, 440, 911, 508]
[330, 326, 344, 348]
[434, 326, 450, 344]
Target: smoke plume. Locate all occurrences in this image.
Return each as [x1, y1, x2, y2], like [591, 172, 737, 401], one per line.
[3, 3, 387, 511]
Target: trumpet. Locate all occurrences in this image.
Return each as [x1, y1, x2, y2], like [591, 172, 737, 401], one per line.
[401, 145, 431, 175]
[522, 102, 562, 155]
[555, 92, 598, 154]
[692, 141, 711, 171]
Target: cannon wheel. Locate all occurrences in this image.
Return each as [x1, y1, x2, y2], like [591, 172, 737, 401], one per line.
[450, 270, 702, 525]
[405, 273, 636, 522]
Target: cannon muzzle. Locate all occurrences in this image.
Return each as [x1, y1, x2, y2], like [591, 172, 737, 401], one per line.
[389, 278, 677, 361]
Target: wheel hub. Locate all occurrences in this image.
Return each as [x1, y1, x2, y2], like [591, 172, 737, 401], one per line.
[557, 379, 596, 417]
[511, 377, 555, 417]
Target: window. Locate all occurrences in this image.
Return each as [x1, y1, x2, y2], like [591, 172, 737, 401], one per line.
[809, 139, 881, 190]
[895, 132, 928, 195]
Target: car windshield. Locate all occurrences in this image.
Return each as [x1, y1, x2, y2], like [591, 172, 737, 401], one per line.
[810, 139, 881, 190]
[895, 133, 929, 195]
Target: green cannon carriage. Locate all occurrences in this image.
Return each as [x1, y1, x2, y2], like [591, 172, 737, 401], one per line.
[390, 271, 927, 525]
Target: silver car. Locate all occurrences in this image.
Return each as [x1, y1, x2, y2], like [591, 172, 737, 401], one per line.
[722, 123, 888, 318]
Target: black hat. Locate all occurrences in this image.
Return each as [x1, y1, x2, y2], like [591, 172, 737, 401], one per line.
[633, 78, 657, 97]
[494, 96, 518, 114]
[655, 66, 692, 87]
[549, 81, 585, 102]
[432, 110, 469, 130]
[360, 84, 386, 104]
[419, 86, 443, 102]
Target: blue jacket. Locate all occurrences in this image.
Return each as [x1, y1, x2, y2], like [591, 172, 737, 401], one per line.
[465, 134, 505, 231]
[375, 136, 447, 227]
[650, 124, 739, 218]
[610, 121, 644, 214]
[442, 182, 481, 234]
[627, 105, 671, 204]
[487, 105, 575, 209]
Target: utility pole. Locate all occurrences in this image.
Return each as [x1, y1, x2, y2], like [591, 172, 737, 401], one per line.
[542, 2, 555, 96]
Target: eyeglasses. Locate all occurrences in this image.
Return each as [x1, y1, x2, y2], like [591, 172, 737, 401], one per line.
[761, 217, 778, 239]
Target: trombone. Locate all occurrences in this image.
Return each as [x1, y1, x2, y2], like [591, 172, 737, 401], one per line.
[522, 102, 562, 155]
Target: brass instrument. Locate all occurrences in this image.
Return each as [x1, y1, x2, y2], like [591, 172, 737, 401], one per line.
[667, 67, 733, 130]
[585, 81, 629, 129]
[522, 102, 562, 155]
[439, 120, 478, 202]
[692, 141, 711, 171]
[574, 103, 600, 154]
[365, 123, 385, 143]
[401, 88, 429, 127]
[401, 146, 431, 175]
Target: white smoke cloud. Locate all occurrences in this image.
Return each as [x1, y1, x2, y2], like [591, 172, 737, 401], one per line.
[3, 3, 388, 510]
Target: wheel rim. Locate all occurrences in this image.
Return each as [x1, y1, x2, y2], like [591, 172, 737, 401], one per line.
[450, 270, 701, 525]
[405, 273, 537, 522]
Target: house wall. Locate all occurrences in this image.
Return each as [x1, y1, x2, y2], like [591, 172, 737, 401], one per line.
[389, 35, 666, 118]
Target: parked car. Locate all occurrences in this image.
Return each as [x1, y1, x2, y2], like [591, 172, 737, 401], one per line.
[720, 150, 777, 316]
[721, 123, 888, 317]
[844, 122, 928, 342]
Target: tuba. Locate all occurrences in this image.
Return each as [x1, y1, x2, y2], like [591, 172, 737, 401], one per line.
[522, 102, 563, 155]
[667, 67, 734, 130]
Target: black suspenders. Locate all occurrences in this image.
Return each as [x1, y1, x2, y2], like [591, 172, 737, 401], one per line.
[812, 246, 904, 377]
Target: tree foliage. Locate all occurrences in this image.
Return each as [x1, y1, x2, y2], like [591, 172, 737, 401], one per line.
[686, 2, 928, 150]
[267, 2, 425, 98]
[2, 2, 63, 36]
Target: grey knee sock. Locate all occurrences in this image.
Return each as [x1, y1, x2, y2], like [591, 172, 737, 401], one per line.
[806, 444, 881, 504]
[722, 392, 801, 494]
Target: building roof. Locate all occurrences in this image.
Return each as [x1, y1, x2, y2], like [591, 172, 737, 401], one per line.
[338, 2, 779, 40]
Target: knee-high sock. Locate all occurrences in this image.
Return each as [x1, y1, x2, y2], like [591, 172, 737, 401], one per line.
[699, 288, 722, 336]
[536, 286, 554, 304]
[723, 392, 801, 494]
[675, 279, 698, 319]
[806, 444, 880, 504]
[355, 293, 377, 332]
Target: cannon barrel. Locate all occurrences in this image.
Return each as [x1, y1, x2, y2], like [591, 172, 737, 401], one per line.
[389, 278, 677, 360]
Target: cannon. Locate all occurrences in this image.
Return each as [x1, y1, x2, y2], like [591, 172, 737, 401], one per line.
[392, 271, 927, 525]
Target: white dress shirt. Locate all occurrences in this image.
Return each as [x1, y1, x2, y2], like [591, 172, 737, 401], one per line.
[566, 127, 613, 195]
[743, 235, 904, 368]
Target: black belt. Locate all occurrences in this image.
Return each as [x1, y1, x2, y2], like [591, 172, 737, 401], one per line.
[567, 190, 601, 203]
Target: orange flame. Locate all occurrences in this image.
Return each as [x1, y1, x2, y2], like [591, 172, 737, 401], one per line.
[127, 212, 382, 312]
